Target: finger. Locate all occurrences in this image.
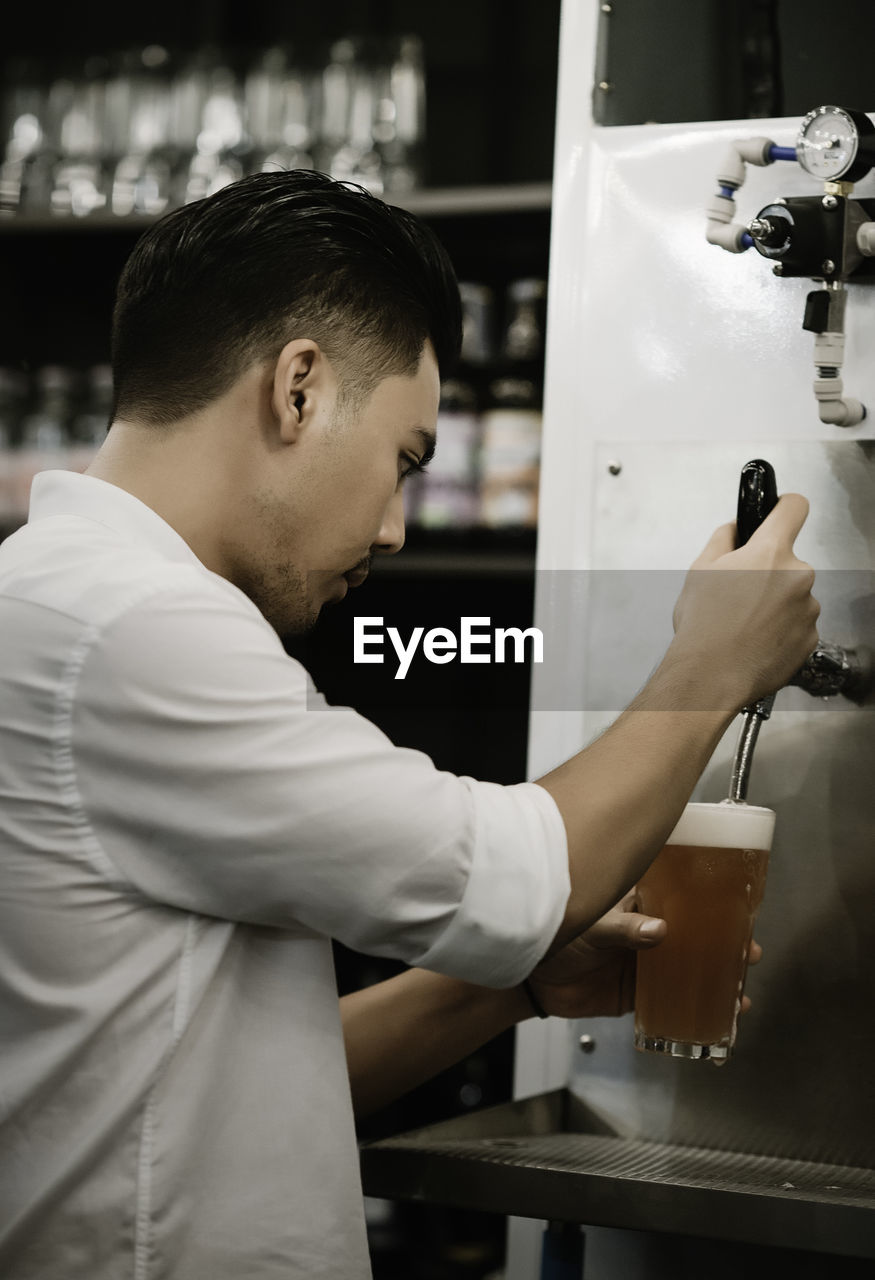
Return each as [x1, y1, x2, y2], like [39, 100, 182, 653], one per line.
[636, 915, 666, 945]
[690, 521, 736, 568]
[749, 940, 762, 965]
[749, 492, 809, 548]
[586, 909, 666, 950]
[741, 995, 752, 1014]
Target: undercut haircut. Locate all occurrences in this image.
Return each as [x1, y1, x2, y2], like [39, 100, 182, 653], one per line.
[110, 170, 463, 426]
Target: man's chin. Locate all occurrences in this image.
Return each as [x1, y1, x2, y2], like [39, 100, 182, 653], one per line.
[267, 574, 355, 639]
[254, 595, 321, 642]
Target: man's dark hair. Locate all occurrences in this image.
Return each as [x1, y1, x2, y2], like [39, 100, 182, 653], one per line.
[111, 170, 462, 425]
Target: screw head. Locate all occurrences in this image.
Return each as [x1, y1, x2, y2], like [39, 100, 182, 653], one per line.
[579, 1035, 597, 1054]
[598, 81, 612, 92]
[822, 194, 839, 210]
[607, 461, 622, 476]
[822, 259, 836, 274]
[772, 263, 784, 276]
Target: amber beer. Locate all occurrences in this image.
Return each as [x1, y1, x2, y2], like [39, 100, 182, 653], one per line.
[634, 802, 775, 1063]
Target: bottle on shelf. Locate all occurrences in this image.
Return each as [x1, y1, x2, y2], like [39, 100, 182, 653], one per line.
[458, 281, 497, 367]
[50, 57, 111, 218]
[479, 374, 543, 530]
[413, 378, 481, 529]
[109, 46, 175, 217]
[502, 277, 547, 364]
[454, 276, 547, 530]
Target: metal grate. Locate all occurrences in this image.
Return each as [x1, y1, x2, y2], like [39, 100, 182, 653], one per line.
[371, 1131, 875, 1207]
[360, 1091, 875, 1257]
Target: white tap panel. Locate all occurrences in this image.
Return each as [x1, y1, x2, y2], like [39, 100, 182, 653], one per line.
[514, 18, 875, 1277]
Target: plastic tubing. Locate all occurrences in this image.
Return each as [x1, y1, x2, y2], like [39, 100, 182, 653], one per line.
[706, 137, 796, 254]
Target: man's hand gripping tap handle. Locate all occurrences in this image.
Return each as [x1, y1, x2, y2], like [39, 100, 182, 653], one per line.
[727, 459, 872, 803]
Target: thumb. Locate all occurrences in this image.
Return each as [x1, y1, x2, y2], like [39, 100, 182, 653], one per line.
[746, 492, 810, 550]
[585, 908, 667, 951]
[691, 521, 736, 568]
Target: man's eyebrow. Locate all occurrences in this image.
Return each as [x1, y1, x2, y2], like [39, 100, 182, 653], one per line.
[412, 427, 437, 465]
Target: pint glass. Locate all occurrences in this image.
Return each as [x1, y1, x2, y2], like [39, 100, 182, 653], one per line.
[634, 801, 775, 1063]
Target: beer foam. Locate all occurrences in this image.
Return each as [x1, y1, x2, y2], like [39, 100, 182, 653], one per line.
[666, 801, 775, 850]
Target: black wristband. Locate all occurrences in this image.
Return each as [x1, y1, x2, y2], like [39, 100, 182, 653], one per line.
[521, 977, 549, 1019]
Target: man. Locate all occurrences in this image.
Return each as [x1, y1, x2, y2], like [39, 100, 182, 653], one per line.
[0, 171, 818, 1278]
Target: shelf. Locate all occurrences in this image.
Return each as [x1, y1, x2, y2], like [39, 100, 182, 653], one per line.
[0, 183, 552, 235]
[372, 549, 535, 578]
[361, 1089, 875, 1260]
[0, 212, 156, 235]
[399, 183, 551, 218]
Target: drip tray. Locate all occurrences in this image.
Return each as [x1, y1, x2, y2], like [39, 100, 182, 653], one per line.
[360, 1089, 875, 1258]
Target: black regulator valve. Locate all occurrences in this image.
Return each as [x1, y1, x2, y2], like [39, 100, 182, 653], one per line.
[748, 195, 875, 282]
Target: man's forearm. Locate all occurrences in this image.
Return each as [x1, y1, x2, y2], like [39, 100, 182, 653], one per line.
[537, 644, 739, 952]
[341, 968, 532, 1119]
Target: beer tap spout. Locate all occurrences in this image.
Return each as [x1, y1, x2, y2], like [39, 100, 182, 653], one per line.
[728, 642, 872, 804]
[728, 697, 773, 804]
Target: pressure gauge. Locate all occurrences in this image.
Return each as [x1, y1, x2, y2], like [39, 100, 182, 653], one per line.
[796, 105, 875, 183]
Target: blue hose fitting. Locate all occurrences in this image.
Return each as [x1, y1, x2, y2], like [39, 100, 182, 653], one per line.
[768, 144, 798, 163]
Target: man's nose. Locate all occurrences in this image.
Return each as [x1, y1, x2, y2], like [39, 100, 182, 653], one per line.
[374, 489, 406, 555]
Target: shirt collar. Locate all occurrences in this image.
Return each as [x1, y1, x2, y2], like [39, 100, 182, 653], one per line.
[28, 471, 205, 569]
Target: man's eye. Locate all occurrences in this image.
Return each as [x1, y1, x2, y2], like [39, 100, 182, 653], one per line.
[399, 456, 427, 482]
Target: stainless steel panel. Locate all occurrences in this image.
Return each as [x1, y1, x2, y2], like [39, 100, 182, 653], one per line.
[558, 439, 875, 1170]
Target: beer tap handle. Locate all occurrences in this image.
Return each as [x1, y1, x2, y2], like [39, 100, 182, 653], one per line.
[735, 459, 778, 548]
[728, 459, 779, 802]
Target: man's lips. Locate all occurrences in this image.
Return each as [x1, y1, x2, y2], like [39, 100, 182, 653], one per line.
[343, 566, 369, 589]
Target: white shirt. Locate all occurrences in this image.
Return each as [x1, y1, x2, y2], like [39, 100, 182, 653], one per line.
[0, 471, 569, 1280]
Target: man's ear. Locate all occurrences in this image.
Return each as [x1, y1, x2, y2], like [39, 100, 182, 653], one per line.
[271, 339, 327, 444]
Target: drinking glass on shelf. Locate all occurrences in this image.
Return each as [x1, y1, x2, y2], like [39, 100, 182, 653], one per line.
[51, 59, 110, 217]
[183, 56, 248, 204]
[109, 46, 174, 217]
[317, 38, 384, 193]
[0, 64, 49, 213]
[373, 35, 425, 194]
[246, 46, 316, 176]
[245, 46, 285, 159]
[168, 49, 210, 175]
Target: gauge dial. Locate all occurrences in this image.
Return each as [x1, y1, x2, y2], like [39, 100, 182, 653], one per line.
[796, 105, 875, 183]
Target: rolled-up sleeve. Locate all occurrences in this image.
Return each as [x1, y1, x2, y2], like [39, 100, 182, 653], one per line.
[68, 577, 570, 987]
